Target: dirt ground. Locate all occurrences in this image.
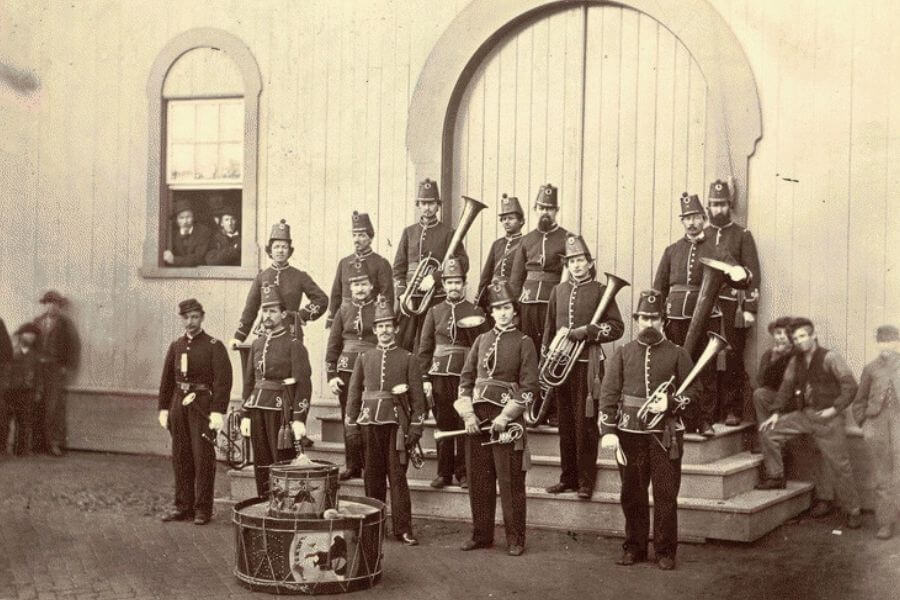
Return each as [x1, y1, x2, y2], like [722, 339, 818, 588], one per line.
[1, 451, 898, 600]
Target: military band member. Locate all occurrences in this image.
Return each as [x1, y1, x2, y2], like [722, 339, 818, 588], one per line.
[231, 219, 328, 346]
[455, 282, 539, 556]
[345, 297, 426, 546]
[164, 198, 211, 267]
[599, 290, 698, 570]
[705, 179, 761, 425]
[418, 258, 486, 488]
[239, 285, 313, 497]
[325, 268, 378, 481]
[325, 211, 393, 329]
[475, 194, 525, 313]
[543, 235, 624, 498]
[204, 196, 241, 266]
[157, 299, 233, 525]
[392, 178, 469, 353]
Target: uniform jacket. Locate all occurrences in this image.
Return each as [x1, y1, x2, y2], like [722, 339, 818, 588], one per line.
[392, 218, 469, 299]
[852, 351, 900, 424]
[417, 299, 485, 380]
[7, 348, 43, 392]
[325, 298, 377, 379]
[158, 330, 233, 414]
[509, 225, 569, 304]
[234, 264, 328, 342]
[774, 347, 858, 413]
[704, 220, 760, 313]
[459, 326, 540, 409]
[653, 234, 726, 320]
[169, 223, 212, 267]
[241, 327, 312, 421]
[33, 312, 80, 370]
[542, 276, 625, 360]
[205, 230, 241, 266]
[476, 233, 523, 308]
[599, 335, 697, 435]
[346, 343, 426, 429]
[326, 249, 393, 327]
[757, 346, 795, 391]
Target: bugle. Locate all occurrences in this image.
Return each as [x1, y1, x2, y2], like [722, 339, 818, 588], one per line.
[433, 422, 524, 446]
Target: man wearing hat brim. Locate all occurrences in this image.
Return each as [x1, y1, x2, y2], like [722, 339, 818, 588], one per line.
[476, 194, 526, 313]
[852, 325, 900, 539]
[326, 211, 393, 329]
[205, 196, 242, 266]
[325, 272, 379, 481]
[542, 235, 624, 498]
[418, 257, 487, 489]
[392, 178, 469, 353]
[345, 295, 426, 546]
[238, 285, 314, 497]
[2, 323, 42, 455]
[164, 198, 212, 267]
[157, 299, 233, 524]
[598, 289, 699, 570]
[455, 281, 539, 556]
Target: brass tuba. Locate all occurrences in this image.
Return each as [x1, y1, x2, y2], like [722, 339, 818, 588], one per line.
[682, 256, 732, 356]
[399, 196, 487, 316]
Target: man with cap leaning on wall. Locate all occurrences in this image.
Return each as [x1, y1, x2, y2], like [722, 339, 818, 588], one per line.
[456, 281, 539, 557]
[475, 194, 525, 314]
[157, 298, 232, 524]
[392, 178, 469, 353]
[325, 269, 379, 481]
[325, 211, 393, 329]
[851, 325, 900, 539]
[543, 234, 624, 498]
[204, 196, 242, 266]
[418, 257, 487, 489]
[239, 284, 313, 497]
[704, 179, 761, 426]
[345, 296, 426, 546]
[232, 219, 328, 346]
[598, 290, 699, 570]
[33, 290, 80, 456]
[164, 198, 212, 267]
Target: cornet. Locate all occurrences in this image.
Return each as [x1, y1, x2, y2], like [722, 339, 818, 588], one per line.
[433, 422, 524, 446]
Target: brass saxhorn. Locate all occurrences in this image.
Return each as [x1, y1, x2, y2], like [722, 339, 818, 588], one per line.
[399, 195, 487, 316]
[682, 256, 729, 356]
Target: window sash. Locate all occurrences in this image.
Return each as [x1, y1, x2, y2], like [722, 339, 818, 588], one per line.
[166, 97, 244, 187]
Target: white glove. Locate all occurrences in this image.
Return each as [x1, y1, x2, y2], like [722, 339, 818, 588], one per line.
[208, 411, 224, 431]
[163, 250, 174, 264]
[158, 410, 169, 429]
[463, 414, 480, 435]
[417, 273, 435, 292]
[600, 434, 619, 450]
[759, 412, 779, 432]
[423, 382, 433, 398]
[742, 311, 756, 325]
[328, 377, 344, 395]
[291, 420, 306, 440]
[229, 338, 242, 349]
[240, 417, 251, 437]
[728, 265, 747, 282]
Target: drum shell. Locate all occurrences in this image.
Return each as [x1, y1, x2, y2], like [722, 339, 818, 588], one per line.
[268, 460, 340, 518]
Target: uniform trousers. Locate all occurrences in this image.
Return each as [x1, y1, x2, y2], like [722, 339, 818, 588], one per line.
[397, 295, 443, 353]
[248, 408, 294, 497]
[466, 403, 526, 547]
[861, 399, 900, 527]
[336, 371, 364, 473]
[664, 318, 719, 429]
[432, 374, 466, 480]
[618, 429, 683, 559]
[761, 410, 860, 511]
[361, 424, 413, 536]
[169, 393, 217, 516]
[556, 362, 599, 490]
[717, 301, 748, 420]
[2, 388, 36, 454]
[33, 364, 66, 451]
[520, 302, 554, 420]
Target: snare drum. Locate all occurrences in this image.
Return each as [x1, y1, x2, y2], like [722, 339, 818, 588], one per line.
[268, 460, 340, 518]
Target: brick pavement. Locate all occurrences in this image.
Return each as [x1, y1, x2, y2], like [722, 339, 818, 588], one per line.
[0, 452, 897, 600]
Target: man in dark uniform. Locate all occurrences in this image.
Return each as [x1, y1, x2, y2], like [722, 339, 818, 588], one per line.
[456, 281, 539, 557]
[205, 196, 241, 266]
[325, 268, 378, 481]
[239, 284, 313, 497]
[543, 235, 624, 498]
[164, 199, 212, 267]
[231, 219, 328, 346]
[599, 290, 699, 570]
[325, 211, 393, 329]
[392, 178, 469, 353]
[704, 179, 761, 425]
[33, 290, 80, 456]
[157, 298, 232, 524]
[475, 194, 525, 313]
[418, 257, 486, 488]
[345, 296, 426, 546]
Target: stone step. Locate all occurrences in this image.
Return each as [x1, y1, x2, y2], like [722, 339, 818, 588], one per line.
[316, 413, 752, 464]
[300, 442, 763, 500]
[227, 467, 812, 543]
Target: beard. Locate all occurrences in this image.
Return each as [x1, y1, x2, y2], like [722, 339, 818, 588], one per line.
[709, 211, 731, 227]
[537, 214, 555, 232]
[637, 326, 663, 345]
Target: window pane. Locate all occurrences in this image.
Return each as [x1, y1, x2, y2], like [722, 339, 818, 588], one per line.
[167, 103, 195, 143]
[195, 103, 219, 143]
[220, 102, 243, 141]
[168, 143, 195, 183]
[219, 143, 243, 181]
[195, 144, 218, 181]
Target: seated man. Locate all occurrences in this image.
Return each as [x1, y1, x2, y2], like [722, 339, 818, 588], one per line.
[205, 197, 241, 266]
[751, 316, 795, 451]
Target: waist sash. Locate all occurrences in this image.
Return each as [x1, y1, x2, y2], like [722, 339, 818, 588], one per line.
[343, 340, 375, 353]
[253, 379, 286, 391]
[434, 344, 469, 357]
[526, 271, 560, 282]
[474, 377, 518, 406]
[669, 284, 699, 293]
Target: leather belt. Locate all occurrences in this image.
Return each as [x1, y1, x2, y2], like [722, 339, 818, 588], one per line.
[670, 284, 699, 292]
[362, 390, 393, 401]
[435, 344, 469, 357]
[176, 382, 210, 392]
[526, 271, 560, 282]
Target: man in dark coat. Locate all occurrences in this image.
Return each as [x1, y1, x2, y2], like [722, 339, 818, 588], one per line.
[204, 197, 241, 266]
[2, 323, 41, 455]
[475, 194, 524, 313]
[0, 316, 11, 453]
[164, 198, 211, 267]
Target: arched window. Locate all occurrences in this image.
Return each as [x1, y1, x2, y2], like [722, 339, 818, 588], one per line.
[140, 28, 261, 279]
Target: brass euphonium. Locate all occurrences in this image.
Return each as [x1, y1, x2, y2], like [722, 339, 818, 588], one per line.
[399, 196, 487, 316]
[682, 256, 730, 356]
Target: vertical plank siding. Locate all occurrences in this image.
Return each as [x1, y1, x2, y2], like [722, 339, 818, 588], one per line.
[0, 0, 895, 401]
